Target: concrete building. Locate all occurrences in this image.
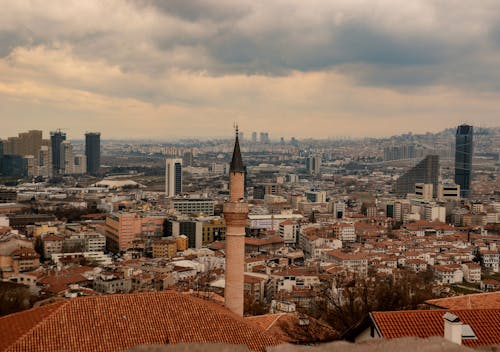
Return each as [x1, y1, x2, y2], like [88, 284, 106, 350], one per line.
[164, 219, 203, 249]
[306, 155, 321, 175]
[165, 158, 182, 197]
[2, 130, 44, 162]
[461, 263, 481, 283]
[202, 217, 226, 245]
[438, 183, 461, 201]
[423, 204, 446, 222]
[333, 202, 346, 219]
[334, 223, 356, 243]
[279, 220, 299, 245]
[415, 183, 433, 200]
[259, 132, 270, 144]
[105, 212, 165, 252]
[171, 198, 215, 216]
[73, 155, 87, 174]
[152, 238, 177, 258]
[36, 145, 52, 178]
[223, 128, 248, 316]
[251, 131, 257, 143]
[305, 189, 327, 203]
[60, 141, 74, 175]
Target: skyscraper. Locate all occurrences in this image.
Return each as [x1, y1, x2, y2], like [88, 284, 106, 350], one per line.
[455, 124, 473, 198]
[251, 132, 257, 143]
[394, 155, 439, 197]
[260, 132, 270, 144]
[60, 141, 74, 175]
[50, 130, 66, 175]
[85, 132, 101, 175]
[165, 158, 182, 197]
[306, 155, 321, 175]
[223, 128, 248, 316]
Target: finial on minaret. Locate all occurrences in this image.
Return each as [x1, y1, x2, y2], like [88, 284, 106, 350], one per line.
[230, 124, 244, 173]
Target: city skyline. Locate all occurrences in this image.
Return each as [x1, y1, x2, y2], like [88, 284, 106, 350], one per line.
[1, 1, 500, 139]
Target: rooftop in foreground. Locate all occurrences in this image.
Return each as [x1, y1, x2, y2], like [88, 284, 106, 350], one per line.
[0, 291, 281, 352]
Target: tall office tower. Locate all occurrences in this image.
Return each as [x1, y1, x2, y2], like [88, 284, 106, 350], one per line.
[394, 155, 439, 197]
[165, 158, 182, 197]
[260, 132, 270, 144]
[60, 141, 74, 175]
[251, 132, 257, 143]
[51, 130, 66, 175]
[306, 155, 321, 175]
[223, 128, 248, 316]
[37, 146, 52, 177]
[455, 124, 473, 198]
[85, 132, 101, 175]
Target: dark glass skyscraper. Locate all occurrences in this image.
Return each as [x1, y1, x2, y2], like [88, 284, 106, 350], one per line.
[85, 132, 101, 175]
[455, 124, 473, 198]
[50, 130, 66, 175]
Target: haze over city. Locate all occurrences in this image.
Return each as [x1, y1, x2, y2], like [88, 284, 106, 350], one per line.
[1, 0, 500, 139]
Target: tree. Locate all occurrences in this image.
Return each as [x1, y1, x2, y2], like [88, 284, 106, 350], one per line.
[244, 295, 268, 316]
[308, 269, 436, 336]
[0, 282, 37, 316]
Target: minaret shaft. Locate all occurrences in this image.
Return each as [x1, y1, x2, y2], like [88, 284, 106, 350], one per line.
[224, 130, 247, 317]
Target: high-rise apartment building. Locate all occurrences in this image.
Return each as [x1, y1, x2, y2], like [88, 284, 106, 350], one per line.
[259, 132, 269, 144]
[394, 155, 439, 197]
[306, 155, 321, 175]
[384, 144, 417, 161]
[85, 132, 101, 175]
[60, 141, 74, 175]
[165, 158, 182, 197]
[251, 132, 257, 143]
[37, 146, 52, 178]
[51, 130, 66, 175]
[2, 130, 43, 158]
[455, 124, 473, 198]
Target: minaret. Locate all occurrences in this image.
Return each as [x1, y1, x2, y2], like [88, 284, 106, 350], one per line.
[223, 126, 248, 316]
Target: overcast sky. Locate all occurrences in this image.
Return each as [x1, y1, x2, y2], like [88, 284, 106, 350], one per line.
[1, 0, 499, 140]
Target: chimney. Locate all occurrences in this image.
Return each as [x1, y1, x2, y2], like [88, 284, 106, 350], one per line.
[443, 313, 463, 345]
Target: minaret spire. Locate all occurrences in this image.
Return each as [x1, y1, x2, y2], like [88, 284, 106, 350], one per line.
[230, 125, 244, 173]
[223, 126, 248, 316]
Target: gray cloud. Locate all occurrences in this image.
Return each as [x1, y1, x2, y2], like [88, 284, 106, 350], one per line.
[1, 1, 499, 82]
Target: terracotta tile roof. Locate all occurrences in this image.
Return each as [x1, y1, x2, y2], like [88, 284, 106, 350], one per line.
[246, 313, 338, 343]
[245, 236, 284, 246]
[0, 291, 282, 352]
[0, 302, 65, 351]
[10, 247, 40, 258]
[371, 309, 500, 347]
[425, 292, 500, 310]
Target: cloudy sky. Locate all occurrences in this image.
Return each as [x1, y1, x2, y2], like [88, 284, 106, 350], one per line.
[1, 0, 499, 140]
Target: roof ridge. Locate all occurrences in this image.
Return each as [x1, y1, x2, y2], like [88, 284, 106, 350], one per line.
[267, 313, 287, 331]
[373, 308, 500, 313]
[5, 301, 68, 352]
